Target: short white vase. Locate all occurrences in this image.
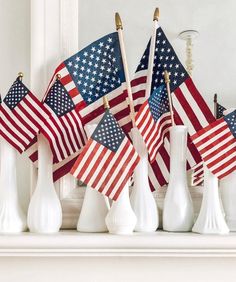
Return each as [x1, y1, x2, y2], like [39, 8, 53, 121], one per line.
[192, 165, 229, 234]
[105, 183, 137, 235]
[0, 137, 27, 233]
[27, 134, 62, 233]
[77, 124, 110, 233]
[130, 127, 158, 232]
[221, 171, 236, 231]
[163, 125, 194, 232]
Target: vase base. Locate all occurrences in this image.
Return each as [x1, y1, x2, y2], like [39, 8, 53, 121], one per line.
[107, 226, 135, 235]
[225, 219, 236, 231]
[77, 228, 108, 233]
[192, 228, 229, 235]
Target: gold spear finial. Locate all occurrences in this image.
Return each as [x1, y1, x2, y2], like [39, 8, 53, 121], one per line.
[164, 70, 170, 83]
[56, 73, 61, 80]
[115, 12, 123, 30]
[103, 95, 110, 109]
[18, 72, 24, 81]
[153, 8, 159, 21]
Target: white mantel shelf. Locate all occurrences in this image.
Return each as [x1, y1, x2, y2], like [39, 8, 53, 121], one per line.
[0, 231, 236, 257]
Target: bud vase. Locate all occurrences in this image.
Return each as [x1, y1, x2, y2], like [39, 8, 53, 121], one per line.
[220, 171, 236, 231]
[77, 124, 110, 232]
[130, 127, 158, 232]
[0, 137, 27, 233]
[192, 165, 229, 234]
[27, 134, 62, 233]
[105, 183, 137, 235]
[163, 125, 194, 232]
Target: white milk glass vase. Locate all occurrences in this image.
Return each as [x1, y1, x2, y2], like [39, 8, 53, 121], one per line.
[27, 134, 62, 233]
[221, 171, 236, 231]
[192, 166, 229, 234]
[130, 127, 158, 232]
[0, 137, 27, 232]
[163, 125, 194, 232]
[77, 124, 110, 232]
[106, 183, 137, 235]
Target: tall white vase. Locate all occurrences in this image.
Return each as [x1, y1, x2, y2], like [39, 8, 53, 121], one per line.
[221, 171, 236, 231]
[163, 126, 194, 232]
[192, 166, 229, 234]
[27, 134, 62, 233]
[0, 137, 27, 233]
[130, 127, 158, 232]
[106, 184, 137, 235]
[77, 124, 110, 232]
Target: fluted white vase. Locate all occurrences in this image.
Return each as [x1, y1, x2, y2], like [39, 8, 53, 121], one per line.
[77, 124, 110, 232]
[130, 127, 158, 232]
[27, 134, 62, 233]
[0, 137, 27, 233]
[221, 171, 236, 231]
[106, 183, 137, 235]
[192, 165, 229, 234]
[163, 125, 194, 232]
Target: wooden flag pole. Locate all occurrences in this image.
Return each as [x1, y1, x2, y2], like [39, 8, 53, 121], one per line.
[115, 12, 135, 128]
[164, 70, 175, 125]
[214, 93, 217, 118]
[145, 8, 159, 98]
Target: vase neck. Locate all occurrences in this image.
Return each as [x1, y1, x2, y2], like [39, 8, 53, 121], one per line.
[169, 126, 188, 182]
[0, 137, 18, 198]
[37, 135, 53, 182]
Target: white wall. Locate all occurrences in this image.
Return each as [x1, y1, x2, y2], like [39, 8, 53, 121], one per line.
[0, 0, 31, 212]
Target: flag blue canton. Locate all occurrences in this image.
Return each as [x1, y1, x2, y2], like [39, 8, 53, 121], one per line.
[92, 110, 125, 152]
[64, 32, 125, 106]
[136, 28, 188, 93]
[44, 80, 75, 117]
[217, 103, 226, 119]
[4, 79, 29, 109]
[148, 85, 170, 122]
[224, 110, 236, 138]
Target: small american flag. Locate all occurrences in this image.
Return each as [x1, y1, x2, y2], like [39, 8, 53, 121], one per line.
[191, 110, 236, 179]
[40, 79, 86, 163]
[0, 78, 48, 153]
[71, 110, 140, 201]
[135, 84, 172, 163]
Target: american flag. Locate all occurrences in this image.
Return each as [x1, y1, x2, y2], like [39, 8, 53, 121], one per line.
[53, 32, 132, 133]
[40, 79, 86, 163]
[191, 101, 226, 186]
[70, 110, 140, 201]
[135, 84, 172, 163]
[131, 24, 213, 189]
[0, 78, 48, 153]
[191, 110, 236, 179]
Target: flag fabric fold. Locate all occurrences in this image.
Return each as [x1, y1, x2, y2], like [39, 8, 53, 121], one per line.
[191, 110, 236, 179]
[71, 110, 140, 200]
[0, 78, 48, 153]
